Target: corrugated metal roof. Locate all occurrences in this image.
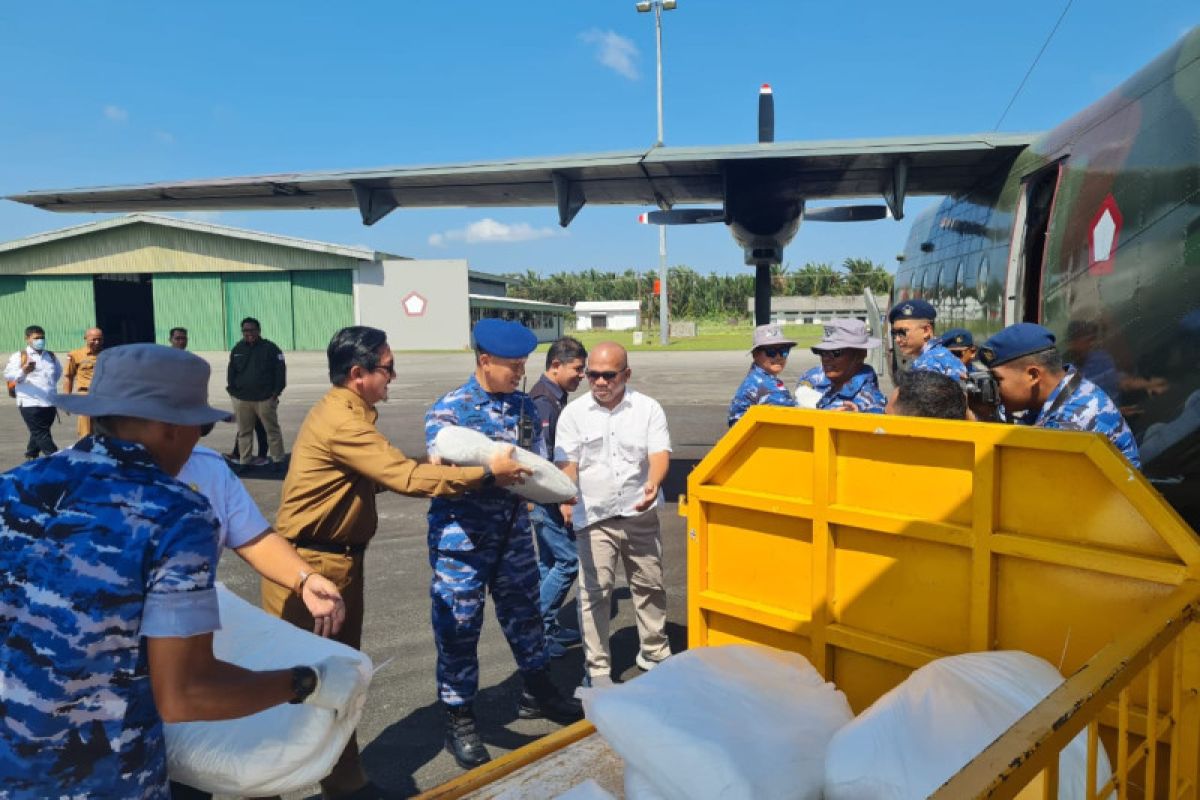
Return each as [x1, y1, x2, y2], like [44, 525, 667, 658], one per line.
[0, 213, 406, 262]
[469, 294, 571, 313]
[747, 295, 868, 312]
[574, 301, 640, 312]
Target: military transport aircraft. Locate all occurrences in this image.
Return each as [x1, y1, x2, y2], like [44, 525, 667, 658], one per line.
[7, 27, 1200, 524]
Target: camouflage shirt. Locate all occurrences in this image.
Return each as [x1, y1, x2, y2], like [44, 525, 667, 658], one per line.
[728, 364, 796, 427]
[0, 437, 220, 799]
[1024, 367, 1141, 468]
[425, 374, 545, 549]
[911, 341, 969, 380]
[797, 364, 887, 413]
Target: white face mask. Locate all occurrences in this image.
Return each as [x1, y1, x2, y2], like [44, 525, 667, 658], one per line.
[30, 338, 45, 352]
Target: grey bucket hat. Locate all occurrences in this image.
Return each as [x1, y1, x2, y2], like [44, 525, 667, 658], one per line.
[56, 344, 233, 425]
[750, 324, 797, 352]
[812, 319, 882, 351]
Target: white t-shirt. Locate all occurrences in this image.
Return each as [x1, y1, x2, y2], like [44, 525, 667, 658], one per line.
[555, 387, 672, 530]
[177, 445, 271, 551]
[4, 347, 61, 408]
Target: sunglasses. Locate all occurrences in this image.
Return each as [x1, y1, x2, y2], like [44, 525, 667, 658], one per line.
[891, 328, 914, 339]
[373, 362, 396, 377]
[586, 370, 623, 381]
[760, 347, 791, 358]
[813, 348, 848, 358]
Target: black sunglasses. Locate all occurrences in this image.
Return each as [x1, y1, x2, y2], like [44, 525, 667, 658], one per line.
[586, 370, 622, 381]
[373, 362, 396, 377]
[761, 347, 791, 358]
[891, 328, 911, 339]
[813, 348, 848, 358]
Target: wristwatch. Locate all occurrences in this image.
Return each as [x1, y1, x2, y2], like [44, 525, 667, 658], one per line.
[289, 665, 319, 704]
[480, 465, 496, 490]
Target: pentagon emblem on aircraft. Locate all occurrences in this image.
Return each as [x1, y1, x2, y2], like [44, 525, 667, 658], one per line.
[1089, 194, 1122, 276]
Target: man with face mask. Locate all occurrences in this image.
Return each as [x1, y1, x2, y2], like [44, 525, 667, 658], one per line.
[5, 324, 62, 459]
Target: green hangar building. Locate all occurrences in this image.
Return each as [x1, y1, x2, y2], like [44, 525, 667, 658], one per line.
[0, 214, 568, 351]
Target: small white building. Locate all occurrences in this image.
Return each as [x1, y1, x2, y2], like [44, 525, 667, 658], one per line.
[573, 300, 641, 331]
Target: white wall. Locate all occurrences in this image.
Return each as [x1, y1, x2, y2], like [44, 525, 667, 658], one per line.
[355, 259, 470, 350]
[574, 310, 640, 331]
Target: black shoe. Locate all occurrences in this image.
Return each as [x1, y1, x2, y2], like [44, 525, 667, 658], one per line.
[517, 668, 584, 723]
[444, 703, 491, 769]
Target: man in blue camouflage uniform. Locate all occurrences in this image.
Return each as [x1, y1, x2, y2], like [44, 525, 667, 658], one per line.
[981, 323, 1141, 467]
[425, 318, 583, 770]
[0, 344, 358, 799]
[796, 319, 887, 413]
[729, 323, 797, 426]
[890, 299, 968, 380]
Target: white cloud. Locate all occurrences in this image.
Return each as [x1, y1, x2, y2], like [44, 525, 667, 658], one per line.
[103, 105, 128, 123]
[153, 130, 175, 144]
[580, 29, 640, 80]
[428, 218, 562, 247]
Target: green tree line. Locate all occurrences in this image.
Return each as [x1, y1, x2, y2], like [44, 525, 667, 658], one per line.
[506, 258, 892, 321]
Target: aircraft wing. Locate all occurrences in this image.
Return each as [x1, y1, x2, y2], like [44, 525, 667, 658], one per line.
[6, 133, 1036, 226]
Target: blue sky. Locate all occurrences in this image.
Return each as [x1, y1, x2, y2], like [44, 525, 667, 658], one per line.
[0, 2, 1195, 277]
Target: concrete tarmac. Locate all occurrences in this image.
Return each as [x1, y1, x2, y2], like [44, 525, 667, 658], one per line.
[0, 346, 821, 798]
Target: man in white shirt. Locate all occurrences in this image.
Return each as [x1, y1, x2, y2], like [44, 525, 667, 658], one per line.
[4, 324, 62, 459]
[555, 341, 672, 687]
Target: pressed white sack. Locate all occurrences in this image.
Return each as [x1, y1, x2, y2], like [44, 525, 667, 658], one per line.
[585, 645, 852, 800]
[824, 650, 1112, 800]
[434, 425, 578, 503]
[165, 584, 373, 796]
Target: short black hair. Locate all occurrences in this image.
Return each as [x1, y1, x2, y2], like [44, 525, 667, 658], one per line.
[240, 317, 261, 330]
[893, 370, 967, 420]
[169, 327, 188, 338]
[24, 325, 44, 338]
[327, 326, 388, 385]
[1009, 347, 1064, 373]
[545, 336, 587, 370]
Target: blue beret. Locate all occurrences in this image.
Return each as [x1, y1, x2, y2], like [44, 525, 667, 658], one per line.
[888, 299, 936, 323]
[472, 318, 538, 358]
[979, 323, 1057, 367]
[939, 328, 974, 349]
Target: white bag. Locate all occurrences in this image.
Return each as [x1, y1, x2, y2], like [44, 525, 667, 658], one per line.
[795, 385, 824, 409]
[165, 584, 373, 796]
[434, 425, 578, 503]
[824, 650, 1112, 800]
[585, 645, 852, 800]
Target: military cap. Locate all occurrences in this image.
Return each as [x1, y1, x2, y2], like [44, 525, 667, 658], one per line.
[472, 318, 538, 358]
[888, 299, 936, 323]
[979, 323, 1057, 367]
[939, 328, 974, 349]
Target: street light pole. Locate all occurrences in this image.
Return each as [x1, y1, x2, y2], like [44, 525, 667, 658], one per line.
[637, 0, 675, 346]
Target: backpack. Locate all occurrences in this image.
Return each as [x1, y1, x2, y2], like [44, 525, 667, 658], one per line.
[6, 351, 28, 399]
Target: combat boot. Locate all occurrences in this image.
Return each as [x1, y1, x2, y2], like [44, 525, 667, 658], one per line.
[517, 668, 584, 723]
[443, 703, 491, 769]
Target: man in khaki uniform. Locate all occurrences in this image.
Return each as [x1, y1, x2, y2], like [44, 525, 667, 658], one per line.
[261, 326, 529, 799]
[63, 327, 103, 437]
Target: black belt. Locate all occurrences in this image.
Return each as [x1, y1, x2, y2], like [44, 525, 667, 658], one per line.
[291, 538, 367, 556]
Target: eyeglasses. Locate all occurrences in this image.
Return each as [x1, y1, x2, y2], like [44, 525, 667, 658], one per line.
[760, 347, 791, 358]
[374, 363, 396, 377]
[813, 348, 848, 358]
[891, 328, 912, 339]
[586, 370, 623, 381]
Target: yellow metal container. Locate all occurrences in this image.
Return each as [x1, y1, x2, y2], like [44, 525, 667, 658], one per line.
[422, 407, 1200, 799]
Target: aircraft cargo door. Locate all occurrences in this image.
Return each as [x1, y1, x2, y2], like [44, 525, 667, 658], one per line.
[1005, 164, 1062, 324]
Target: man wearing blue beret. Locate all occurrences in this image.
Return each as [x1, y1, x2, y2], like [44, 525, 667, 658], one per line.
[939, 327, 979, 371]
[888, 299, 967, 380]
[425, 318, 583, 770]
[980, 322, 1140, 467]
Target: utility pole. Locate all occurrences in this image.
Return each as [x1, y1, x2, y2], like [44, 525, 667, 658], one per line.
[637, 0, 676, 345]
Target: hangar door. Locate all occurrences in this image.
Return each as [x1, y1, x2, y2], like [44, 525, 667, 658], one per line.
[223, 273, 295, 350]
[153, 273, 225, 351]
[291, 269, 354, 351]
[0, 276, 96, 350]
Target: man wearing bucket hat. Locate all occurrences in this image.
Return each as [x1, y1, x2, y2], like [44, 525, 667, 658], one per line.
[888, 299, 967, 379]
[426, 318, 582, 770]
[0, 344, 361, 799]
[728, 324, 798, 427]
[796, 319, 887, 413]
[980, 323, 1140, 467]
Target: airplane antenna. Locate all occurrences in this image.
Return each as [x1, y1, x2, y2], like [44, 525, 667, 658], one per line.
[993, 0, 1074, 130]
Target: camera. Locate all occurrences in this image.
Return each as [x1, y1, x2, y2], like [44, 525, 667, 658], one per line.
[963, 368, 999, 407]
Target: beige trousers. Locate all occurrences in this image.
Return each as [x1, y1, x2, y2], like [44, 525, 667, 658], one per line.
[576, 509, 670, 679]
[231, 396, 284, 462]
